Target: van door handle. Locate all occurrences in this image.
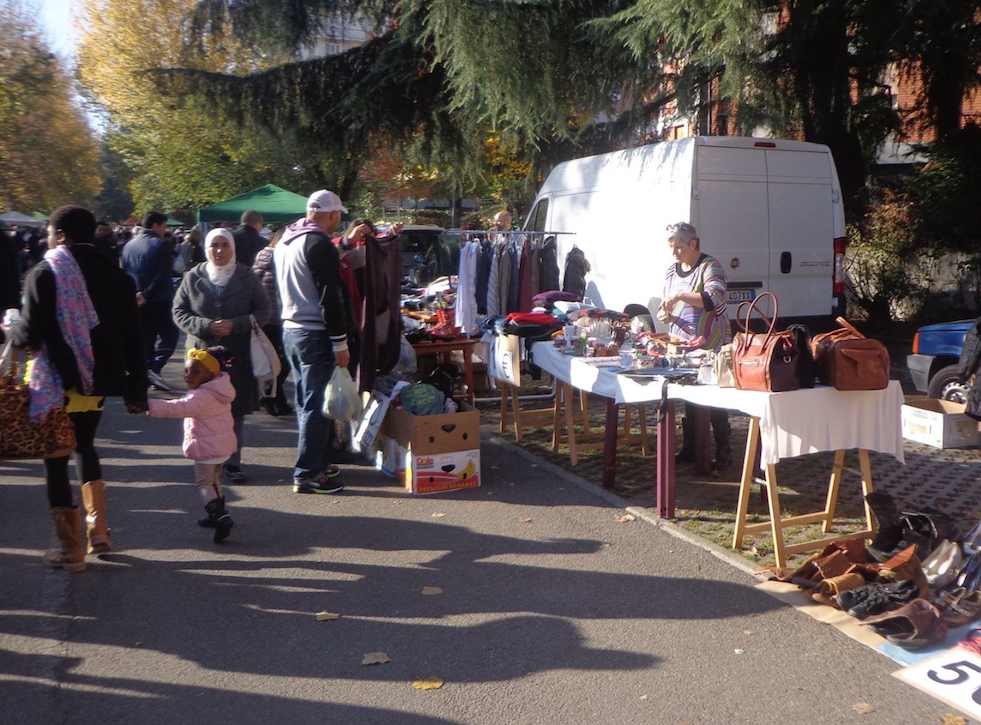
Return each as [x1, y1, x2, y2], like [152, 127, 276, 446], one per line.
[780, 252, 792, 274]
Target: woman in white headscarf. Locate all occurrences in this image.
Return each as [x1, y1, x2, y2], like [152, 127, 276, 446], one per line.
[173, 229, 271, 483]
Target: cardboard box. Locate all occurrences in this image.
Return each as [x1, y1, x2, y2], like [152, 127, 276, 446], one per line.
[901, 400, 981, 449]
[389, 402, 481, 494]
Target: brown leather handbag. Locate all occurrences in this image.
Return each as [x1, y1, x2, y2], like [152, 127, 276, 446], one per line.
[731, 292, 800, 392]
[811, 317, 890, 390]
[0, 342, 76, 460]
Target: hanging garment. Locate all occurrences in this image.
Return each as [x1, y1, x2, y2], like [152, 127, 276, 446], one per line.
[563, 247, 590, 299]
[474, 239, 492, 314]
[506, 240, 520, 313]
[361, 235, 403, 393]
[487, 245, 501, 317]
[529, 243, 541, 298]
[498, 244, 512, 317]
[518, 240, 533, 312]
[454, 241, 479, 337]
[539, 236, 560, 292]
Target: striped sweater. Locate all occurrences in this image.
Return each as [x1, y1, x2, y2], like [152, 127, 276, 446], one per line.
[662, 253, 728, 351]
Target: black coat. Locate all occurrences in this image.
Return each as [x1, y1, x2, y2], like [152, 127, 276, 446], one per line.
[232, 225, 267, 267]
[957, 317, 981, 420]
[9, 244, 148, 403]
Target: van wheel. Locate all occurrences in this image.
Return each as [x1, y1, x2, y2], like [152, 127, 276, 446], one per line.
[927, 364, 970, 403]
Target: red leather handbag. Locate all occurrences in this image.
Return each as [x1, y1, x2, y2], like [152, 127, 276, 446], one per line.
[731, 292, 800, 392]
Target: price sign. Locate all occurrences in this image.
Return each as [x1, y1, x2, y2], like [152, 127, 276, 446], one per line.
[894, 648, 981, 720]
[352, 392, 391, 454]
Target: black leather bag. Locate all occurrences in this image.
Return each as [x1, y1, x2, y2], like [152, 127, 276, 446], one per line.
[786, 324, 815, 388]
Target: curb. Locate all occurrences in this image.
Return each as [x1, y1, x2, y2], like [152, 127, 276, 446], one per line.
[483, 433, 765, 580]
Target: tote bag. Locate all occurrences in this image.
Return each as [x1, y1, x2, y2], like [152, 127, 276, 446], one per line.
[250, 316, 282, 398]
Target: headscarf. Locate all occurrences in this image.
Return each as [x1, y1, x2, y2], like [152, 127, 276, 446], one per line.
[205, 228, 237, 287]
[27, 246, 99, 420]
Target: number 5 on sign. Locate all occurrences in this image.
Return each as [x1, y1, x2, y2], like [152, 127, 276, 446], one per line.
[895, 649, 981, 719]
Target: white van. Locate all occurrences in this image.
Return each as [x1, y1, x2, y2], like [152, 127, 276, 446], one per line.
[523, 136, 847, 328]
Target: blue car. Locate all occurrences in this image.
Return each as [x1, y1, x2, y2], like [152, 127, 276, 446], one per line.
[906, 320, 975, 401]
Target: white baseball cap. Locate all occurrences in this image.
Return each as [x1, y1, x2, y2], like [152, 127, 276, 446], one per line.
[306, 189, 348, 214]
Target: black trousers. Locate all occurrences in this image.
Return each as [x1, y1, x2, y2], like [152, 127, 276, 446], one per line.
[44, 410, 102, 508]
[140, 300, 179, 374]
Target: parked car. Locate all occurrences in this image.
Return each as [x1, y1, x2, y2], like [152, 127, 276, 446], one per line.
[907, 319, 975, 401]
[390, 224, 460, 286]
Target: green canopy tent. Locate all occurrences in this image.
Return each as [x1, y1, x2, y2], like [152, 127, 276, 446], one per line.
[28, 211, 48, 222]
[196, 184, 308, 224]
[166, 218, 184, 227]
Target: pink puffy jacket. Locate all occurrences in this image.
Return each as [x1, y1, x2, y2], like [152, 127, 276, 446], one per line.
[147, 373, 237, 461]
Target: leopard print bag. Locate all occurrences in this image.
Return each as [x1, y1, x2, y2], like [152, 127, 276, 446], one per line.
[0, 342, 76, 460]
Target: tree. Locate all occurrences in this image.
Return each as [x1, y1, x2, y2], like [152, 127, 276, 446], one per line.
[92, 141, 134, 222]
[76, 0, 335, 216]
[0, 2, 102, 211]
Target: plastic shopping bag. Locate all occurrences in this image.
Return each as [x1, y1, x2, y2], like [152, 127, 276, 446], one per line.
[323, 367, 362, 421]
[393, 335, 417, 373]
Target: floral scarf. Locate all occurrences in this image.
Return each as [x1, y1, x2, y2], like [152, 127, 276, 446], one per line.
[27, 246, 99, 420]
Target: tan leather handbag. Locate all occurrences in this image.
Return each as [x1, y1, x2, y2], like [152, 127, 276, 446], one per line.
[811, 317, 890, 391]
[731, 292, 800, 392]
[0, 342, 76, 460]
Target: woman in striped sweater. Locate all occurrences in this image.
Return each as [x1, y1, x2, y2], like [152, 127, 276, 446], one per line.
[657, 221, 732, 469]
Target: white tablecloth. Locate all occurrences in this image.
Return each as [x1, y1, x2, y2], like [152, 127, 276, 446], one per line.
[530, 342, 905, 466]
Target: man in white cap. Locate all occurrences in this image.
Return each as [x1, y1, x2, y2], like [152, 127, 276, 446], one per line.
[274, 190, 352, 494]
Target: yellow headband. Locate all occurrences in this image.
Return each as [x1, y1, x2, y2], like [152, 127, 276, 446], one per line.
[186, 349, 220, 376]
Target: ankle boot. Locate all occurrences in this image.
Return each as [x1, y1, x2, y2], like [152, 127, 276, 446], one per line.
[43, 507, 86, 572]
[80, 479, 112, 554]
[865, 492, 904, 560]
[204, 498, 234, 543]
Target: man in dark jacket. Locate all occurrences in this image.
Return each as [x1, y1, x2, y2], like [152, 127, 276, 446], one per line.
[121, 211, 178, 390]
[5, 205, 147, 569]
[93, 221, 119, 266]
[232, 210, 266, 267]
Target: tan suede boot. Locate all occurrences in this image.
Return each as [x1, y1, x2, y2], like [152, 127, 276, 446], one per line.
[43, 507, 86, 572]
[80, 480, 112, 554]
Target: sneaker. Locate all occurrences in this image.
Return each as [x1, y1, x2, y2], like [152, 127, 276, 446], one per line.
[147, 370, 171, 391]
[223, 465, 246, 483]
[293, 472, 344, 494]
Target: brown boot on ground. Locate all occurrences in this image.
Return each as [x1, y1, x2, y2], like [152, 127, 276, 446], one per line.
[43, 507, 86, 572]
[81, 479, 111, 554]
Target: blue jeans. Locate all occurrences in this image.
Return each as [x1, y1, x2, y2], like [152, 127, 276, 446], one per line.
[283, 328, 335, 480]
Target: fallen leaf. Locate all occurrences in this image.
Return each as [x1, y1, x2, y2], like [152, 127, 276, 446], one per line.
[941, 715, 966, 725]
[749, 546, 760, 556]
[412, 677, 443, 690]
[639, 694, 648, 701]
[431, 512, 446, 518]
[852, 702, 875, 715]
[743, 630, 753, 636]
[734, 649, 745, 655]
[315, 611, 340, 621]
[615, 513, 636, 523]
[520, 517, 533, 523]
[422, 587, 443, 596]
[362, 652, 391, 665]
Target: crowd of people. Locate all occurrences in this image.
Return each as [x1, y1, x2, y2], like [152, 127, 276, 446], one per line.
[0, 190, 401, 572]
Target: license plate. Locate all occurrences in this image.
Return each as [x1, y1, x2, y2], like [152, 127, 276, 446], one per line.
[727, 289, 756, 304]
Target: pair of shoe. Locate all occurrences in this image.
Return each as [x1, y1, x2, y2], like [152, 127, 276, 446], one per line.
[836, 580, 920, 620]
[921, 540, 963, 589]
[956, 550, 981, 592]
[147, 370, 171, 391]
[261, 398, 295, 417]
[223, 465, 246, 483]
[935, 587, 981, 627]
[293, 465, 343, 494]
[199, 497, 234, 543]
[859, 598, 948, 650]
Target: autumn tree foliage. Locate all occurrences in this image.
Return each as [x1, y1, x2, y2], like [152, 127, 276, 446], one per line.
[0, 2, 101, 212]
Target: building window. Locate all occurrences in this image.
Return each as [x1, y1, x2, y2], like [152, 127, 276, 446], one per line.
[325, 42, 342, 55]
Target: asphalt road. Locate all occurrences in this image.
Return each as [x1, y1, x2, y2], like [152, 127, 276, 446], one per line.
[0, 387, 955, 724]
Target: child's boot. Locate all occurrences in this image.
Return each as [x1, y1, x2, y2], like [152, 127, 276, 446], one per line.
[203, 497, 234, 543]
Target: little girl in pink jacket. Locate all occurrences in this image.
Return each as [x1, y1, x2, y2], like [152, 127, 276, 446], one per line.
[148, 347, 236, 542]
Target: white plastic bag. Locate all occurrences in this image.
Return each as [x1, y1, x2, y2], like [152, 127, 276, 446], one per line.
[324, 367, 362, 421]
[393, 335, 417, 373]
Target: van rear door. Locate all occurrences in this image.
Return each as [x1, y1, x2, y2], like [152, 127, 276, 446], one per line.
[692, 145, 769, 311]
[765, 148, 835, 319]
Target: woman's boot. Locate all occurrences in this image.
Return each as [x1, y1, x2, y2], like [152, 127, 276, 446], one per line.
[80, 479, 112, 554]
[203, 498, 234, 543]
[43, 507, 86, 572]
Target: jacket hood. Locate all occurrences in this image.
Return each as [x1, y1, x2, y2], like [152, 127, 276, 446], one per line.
[199, 371, 236, 404]
[280, 218, 326, 247]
